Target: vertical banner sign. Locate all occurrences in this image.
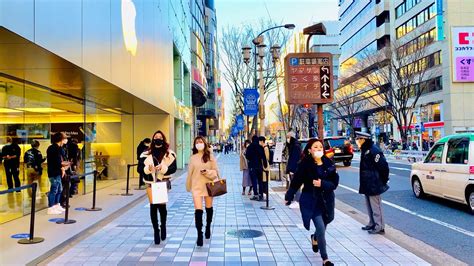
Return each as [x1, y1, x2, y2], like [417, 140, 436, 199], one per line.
[284, 52, 333, 104]
[236, 115, 245, 131]
[243, 88, 259, 116]
[436, 0, 444, 41]
[451, 27, 474, 82]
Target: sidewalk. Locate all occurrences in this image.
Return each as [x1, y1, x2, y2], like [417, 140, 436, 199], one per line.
[44, 154, 428, 266]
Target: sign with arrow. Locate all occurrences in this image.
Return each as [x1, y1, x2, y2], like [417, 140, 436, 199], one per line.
[284, 52, 333, 104]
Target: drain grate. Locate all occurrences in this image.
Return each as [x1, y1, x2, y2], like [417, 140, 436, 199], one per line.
[226, 229, 264, 238]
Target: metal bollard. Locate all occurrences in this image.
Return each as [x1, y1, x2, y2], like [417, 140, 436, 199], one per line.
[260, 171, 275, 211]
[18, 183, 45, 244]
[121, 164, 133, 196]
[57, 175, 76, 224]
[86, 171, 102, 211]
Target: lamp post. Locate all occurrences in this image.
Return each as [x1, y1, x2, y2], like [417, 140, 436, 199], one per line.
[242, 24, 295, 137]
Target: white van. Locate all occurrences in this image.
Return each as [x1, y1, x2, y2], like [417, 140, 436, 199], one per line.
[410, 134, 474, 214]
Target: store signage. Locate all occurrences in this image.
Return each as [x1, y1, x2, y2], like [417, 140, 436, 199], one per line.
[451, 27, 474, 82]
[51, 123, 85, 142]
[273, 142, 285, 163]
[284, 52, 333, 104]
[121, 0, 138, 56]
[243, 88, 259, 116]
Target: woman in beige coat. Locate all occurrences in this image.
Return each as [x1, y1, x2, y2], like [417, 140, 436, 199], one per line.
[186, 136, 219, 246]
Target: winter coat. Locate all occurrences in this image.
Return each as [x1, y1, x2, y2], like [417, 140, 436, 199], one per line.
[142, 149, 177, 184]
[359, 140, 390, 196]
[245, 139, 268, 170]
[24, 148, 46, 174]
[286, 138, 302, 174]
[285, 156, 339, 230]
[136, 142, 149, 174]
[186, 153, 219, 196]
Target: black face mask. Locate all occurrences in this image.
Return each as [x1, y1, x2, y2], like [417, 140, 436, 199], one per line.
[153, 139, 164, 147]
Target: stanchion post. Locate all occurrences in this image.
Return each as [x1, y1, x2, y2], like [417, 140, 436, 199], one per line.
[57, 175, 76, 224]
[18, 183, 44, 244]
[122, 164, 133, 196]
[86, 170, 102, 211]
[260, 171, 275, 210]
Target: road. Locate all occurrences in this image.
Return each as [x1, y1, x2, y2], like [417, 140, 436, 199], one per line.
[335, 156, 474, 265]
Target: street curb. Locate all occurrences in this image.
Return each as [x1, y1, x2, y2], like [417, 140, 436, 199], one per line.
[335, 199, 468, 266]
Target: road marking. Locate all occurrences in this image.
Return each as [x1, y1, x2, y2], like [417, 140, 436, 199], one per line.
[338, 184, 474, 238]
[391, 167, 411, 171]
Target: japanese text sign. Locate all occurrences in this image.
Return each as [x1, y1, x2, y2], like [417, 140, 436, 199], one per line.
[451, 27, 474, 82]
[284, 52, 333, 104]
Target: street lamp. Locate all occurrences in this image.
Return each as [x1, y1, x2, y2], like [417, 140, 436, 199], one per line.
[241, 24, 295, 136]
[270, 45, 281, 62]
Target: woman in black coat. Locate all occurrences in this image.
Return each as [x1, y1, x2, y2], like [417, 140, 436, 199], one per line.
[285, 138, 339, 266]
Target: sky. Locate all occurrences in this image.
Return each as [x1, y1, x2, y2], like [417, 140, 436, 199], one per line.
[215, 0, 340, 129]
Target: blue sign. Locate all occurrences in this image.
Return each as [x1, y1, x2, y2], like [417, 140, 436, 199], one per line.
[243, 89, 259, 116]
[436, 0, 444, 41]
[290, 57, 299, 66]
[11, 233, 30, 239]
[49, 218, 64, 223]
[75, 207, 87, 211]
[375, 127, 380, 135]
[231, 126, 239, 136]
[236, 115, 244, 131]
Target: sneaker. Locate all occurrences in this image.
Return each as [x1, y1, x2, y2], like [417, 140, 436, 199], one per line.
[47, 207, 62, 215]
[54, 204, 65, 212]
[288, 201, 299, 209]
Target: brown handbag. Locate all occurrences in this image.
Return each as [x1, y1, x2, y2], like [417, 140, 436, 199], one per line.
[206, 177, 227, 197]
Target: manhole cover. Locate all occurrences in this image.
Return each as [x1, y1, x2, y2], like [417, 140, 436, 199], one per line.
[226, 229, 264, 238]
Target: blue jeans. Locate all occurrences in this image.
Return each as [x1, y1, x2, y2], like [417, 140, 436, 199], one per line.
[48, 175, 63, 207]
[313, 215, 328, 260]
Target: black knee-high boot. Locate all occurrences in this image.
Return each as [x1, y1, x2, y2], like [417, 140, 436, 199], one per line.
[150, 204, 160, 245]
[195, 209, 204, 246]
[205, 207, 213, 239]
[158, 204, 167, 241]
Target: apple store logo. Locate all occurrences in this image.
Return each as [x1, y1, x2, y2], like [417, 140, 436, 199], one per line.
[121, 0, 138, 56]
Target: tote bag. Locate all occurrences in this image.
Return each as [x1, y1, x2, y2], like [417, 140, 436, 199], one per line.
[148, 181, 168, 204]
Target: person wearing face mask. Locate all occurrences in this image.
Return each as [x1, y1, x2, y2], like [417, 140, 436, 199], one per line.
[142, 131, 177, 245]
[285, 138, 339, 266]
[355, 131, 389, 235]
[186, 136, 220, 247]
[137, 138, 152, 189]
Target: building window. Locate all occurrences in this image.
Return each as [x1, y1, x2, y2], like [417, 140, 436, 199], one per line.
[396, 0, 423, 19]
[396, 4, 436, 39]
[399, 51, 442, 77]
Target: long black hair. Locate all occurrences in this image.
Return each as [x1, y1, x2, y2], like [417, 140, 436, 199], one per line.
[148, 130, 169, 163]
[301, 138, 327, 162]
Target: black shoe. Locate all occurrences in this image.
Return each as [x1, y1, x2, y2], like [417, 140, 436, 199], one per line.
[368, 228, 385, 235]
[250, 196, 259, 201]
[154, 228, 161, 245]
[311, 234, 319, 253]
[160, 225, 166, 241]
[323, 260, 334, 266]
[361, 225, 375, 231]
[258, 196, 264, 201]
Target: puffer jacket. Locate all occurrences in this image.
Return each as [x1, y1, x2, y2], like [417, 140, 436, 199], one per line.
[359, 140, 390, 196]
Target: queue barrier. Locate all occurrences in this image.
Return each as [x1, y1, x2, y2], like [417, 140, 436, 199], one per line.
[122, 164, 138, 196]
[0, 183, 44, 244]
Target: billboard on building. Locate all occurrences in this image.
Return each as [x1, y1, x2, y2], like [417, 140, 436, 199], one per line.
[451, 27, 474, 82]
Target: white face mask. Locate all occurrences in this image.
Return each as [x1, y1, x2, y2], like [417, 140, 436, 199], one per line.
[313, 151, 324, 159]
[195, 143, 205, 151]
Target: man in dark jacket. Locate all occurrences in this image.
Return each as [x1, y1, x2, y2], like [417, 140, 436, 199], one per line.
[245, 135, 268, 201]
[24, 140, 46, 196]
[355, 131, 389, 234]
[137, 138, 151, 189]
[2, 137, 21, 190]
[285, 131, 302, 204]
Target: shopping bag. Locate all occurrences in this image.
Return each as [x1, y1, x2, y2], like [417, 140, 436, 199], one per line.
[206, 178, 227, 197]
[148, 182, 168, 204]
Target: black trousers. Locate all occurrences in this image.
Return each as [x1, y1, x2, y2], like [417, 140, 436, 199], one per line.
[249, 168, 263, 196]
[4, 163, 20, 189]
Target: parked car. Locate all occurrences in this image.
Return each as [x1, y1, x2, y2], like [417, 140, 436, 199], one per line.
[410, 133, 474, 214]
[300, 136, 354, 166]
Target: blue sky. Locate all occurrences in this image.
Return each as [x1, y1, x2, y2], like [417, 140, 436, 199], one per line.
[215, 0, 340, 129]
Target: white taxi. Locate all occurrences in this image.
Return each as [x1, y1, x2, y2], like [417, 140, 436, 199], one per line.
[410, 134, 474, 214]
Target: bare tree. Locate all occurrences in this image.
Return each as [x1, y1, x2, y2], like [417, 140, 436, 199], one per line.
[345, 32, 441, 143]
[220, 20, 290, 137]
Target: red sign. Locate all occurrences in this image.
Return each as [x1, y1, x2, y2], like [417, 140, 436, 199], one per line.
[284, 52, 333, 104]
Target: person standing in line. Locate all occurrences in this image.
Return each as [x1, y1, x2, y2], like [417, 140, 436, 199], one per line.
[24, 140, 46, 197]
[143, 131, 177, 245]
[186, 136, 219, 247]
[137, 138, 151, 189]
[240, 140, 252, 195]
[2, 137, 21, 191]
[285, 139, 338, 266]
[46, 132, 70, 215]
[245, 135, 268, 201]
[355, 132, 390, 235]
[285, 131, 302, 206]
[259, 136, 270, 196]
[67, 138, 81, 195]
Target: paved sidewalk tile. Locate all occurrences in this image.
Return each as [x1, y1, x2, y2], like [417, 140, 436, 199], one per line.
[48, 154, 428, 266]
